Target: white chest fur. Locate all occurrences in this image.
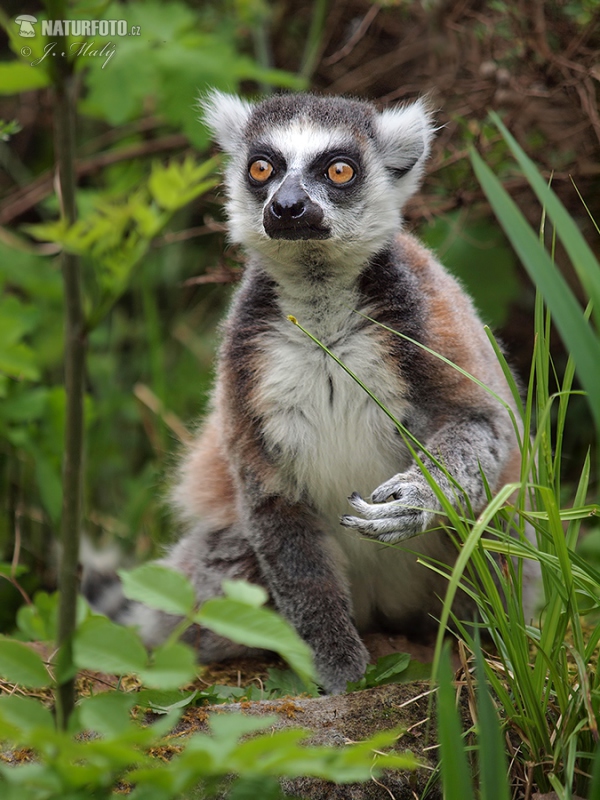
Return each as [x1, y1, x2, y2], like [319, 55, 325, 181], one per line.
[254, 299, 452, 630]
[258, 309, 410, 516]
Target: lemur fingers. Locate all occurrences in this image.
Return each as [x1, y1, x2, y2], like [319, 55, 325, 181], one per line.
[340, 485, 436, 543]
[340, 474, 438, 542]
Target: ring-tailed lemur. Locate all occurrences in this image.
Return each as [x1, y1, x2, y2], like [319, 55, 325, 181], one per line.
[85, 92, 538, 694]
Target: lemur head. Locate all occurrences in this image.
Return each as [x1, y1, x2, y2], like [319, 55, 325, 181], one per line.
[202, 92, 434, 271]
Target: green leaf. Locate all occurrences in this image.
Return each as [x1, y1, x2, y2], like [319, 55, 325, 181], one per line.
[73, 615, 148, 675]
[222, 579, 268, 608]
[0, 295, 40, 344]
[0, 343, 39, 380]
[348, 652, 417, 691]
[137, 641, 197, 689]
[0, 387, 48, 423]
[0, 295, 40, 380]
[17, 590, 58, 641]
[119, 563, 196, 617]
[0, 695, 55, 735]
[209, 713, 278, 743]
[196, 597, 316, 685]
[136, 689, 197, 714]
[228, 776, 283, 800]
[78, 692, 137, 737]
[0, 637, 51, 688]
[0, 62, 50, 95]
[368, 652, 412, 684]
[264, 667, 319, 698]
[147, 157, 219, 211]
[437, 644, 475, 800]
[0, 562, 27, 579]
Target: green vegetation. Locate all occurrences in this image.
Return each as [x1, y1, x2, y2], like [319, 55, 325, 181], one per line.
[0, 0, 598, 797]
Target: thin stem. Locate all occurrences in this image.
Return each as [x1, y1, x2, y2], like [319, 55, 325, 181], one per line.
[300, 0, 329, 80]
[47, 0, 85, 730]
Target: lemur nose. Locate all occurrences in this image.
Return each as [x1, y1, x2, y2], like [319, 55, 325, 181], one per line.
[263, 175, 328, 240]
[271, 197, 306, 220]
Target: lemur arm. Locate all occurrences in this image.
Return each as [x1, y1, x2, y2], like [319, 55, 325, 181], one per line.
[340, 410, 514, 542]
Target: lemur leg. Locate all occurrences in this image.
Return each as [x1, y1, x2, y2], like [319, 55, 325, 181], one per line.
[87, 523, 270, 663]
[239, 479, 369, 694]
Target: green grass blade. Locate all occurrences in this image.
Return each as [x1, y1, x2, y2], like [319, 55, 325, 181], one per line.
[437, 644, 475, 800]
[471, 148, 600, 433]
[475, 640, 510, 800]
[490, 111, 600, 326]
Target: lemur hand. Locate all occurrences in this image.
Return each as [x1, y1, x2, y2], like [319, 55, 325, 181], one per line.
[340, 472, 436, 542]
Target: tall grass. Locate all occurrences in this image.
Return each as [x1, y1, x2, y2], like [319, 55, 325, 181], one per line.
[294, 118, 600, 796]
[426, 120, 600, 798]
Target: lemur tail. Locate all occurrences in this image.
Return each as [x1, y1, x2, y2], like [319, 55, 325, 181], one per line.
[79, 539, 133, 624]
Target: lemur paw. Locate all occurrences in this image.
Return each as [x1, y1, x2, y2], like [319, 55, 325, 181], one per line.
[340, 476, 435, 542]
[316, 637, 369, 695]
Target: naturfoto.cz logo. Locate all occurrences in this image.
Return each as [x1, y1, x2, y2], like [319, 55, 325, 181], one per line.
[15, 16, 141, 38]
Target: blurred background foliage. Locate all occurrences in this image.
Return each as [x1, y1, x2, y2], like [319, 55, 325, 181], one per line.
[0, 0, 598, 631]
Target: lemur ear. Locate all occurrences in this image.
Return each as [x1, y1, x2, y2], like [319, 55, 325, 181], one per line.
[200, 90, 254, 154]
[375, 99, 435, 179]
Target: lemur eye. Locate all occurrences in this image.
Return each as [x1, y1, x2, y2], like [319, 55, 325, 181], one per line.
[249, 159, 274, 183]
[326, 161, 355, 185]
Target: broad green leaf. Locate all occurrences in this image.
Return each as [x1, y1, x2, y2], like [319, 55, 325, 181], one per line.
[0, 695, 55, 735]
[0, 295, 39, 343]
[196, 598, 316, 685]
[437, 644, 475, 800]
[367, 652, 411, 684]
[78, 692, 137, 737]
[137, 641, 197, 689]
[0, 637, 51, 688]
[0, 342, 39, 380]
[0, 387, 48, 423]
[17, 590, 58, 641]
[347, 651, 412, 691]
[73, 615, 147, 674]
[264, 667, 319, 698]
[222, 579, 268, 608]
[136, 688, 197, 714]
[119, 563, 196, 616]
[471, 148, 600, 432]
[229, 728, 311, 773]
[228, 776, 283, 800]
[209, 713, 278, 743]
[0, 62, 50, 94]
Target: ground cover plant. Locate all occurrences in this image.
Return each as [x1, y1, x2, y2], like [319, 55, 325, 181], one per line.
[0, 1, 598, 797]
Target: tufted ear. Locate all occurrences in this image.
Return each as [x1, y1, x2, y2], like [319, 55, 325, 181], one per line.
[374, 98, 435, 180]
[200, 90, 254, 154]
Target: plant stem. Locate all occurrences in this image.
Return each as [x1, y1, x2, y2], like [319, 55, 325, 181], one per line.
[300, 0, 329, 80]
[47, 0, 85, 729]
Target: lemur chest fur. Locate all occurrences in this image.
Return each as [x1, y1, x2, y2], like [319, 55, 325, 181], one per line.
[255, 291, 412, 520]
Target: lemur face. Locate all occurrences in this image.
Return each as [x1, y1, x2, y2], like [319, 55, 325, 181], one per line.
[245, 123, 365, 242]
[202, 92, 434, 268]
